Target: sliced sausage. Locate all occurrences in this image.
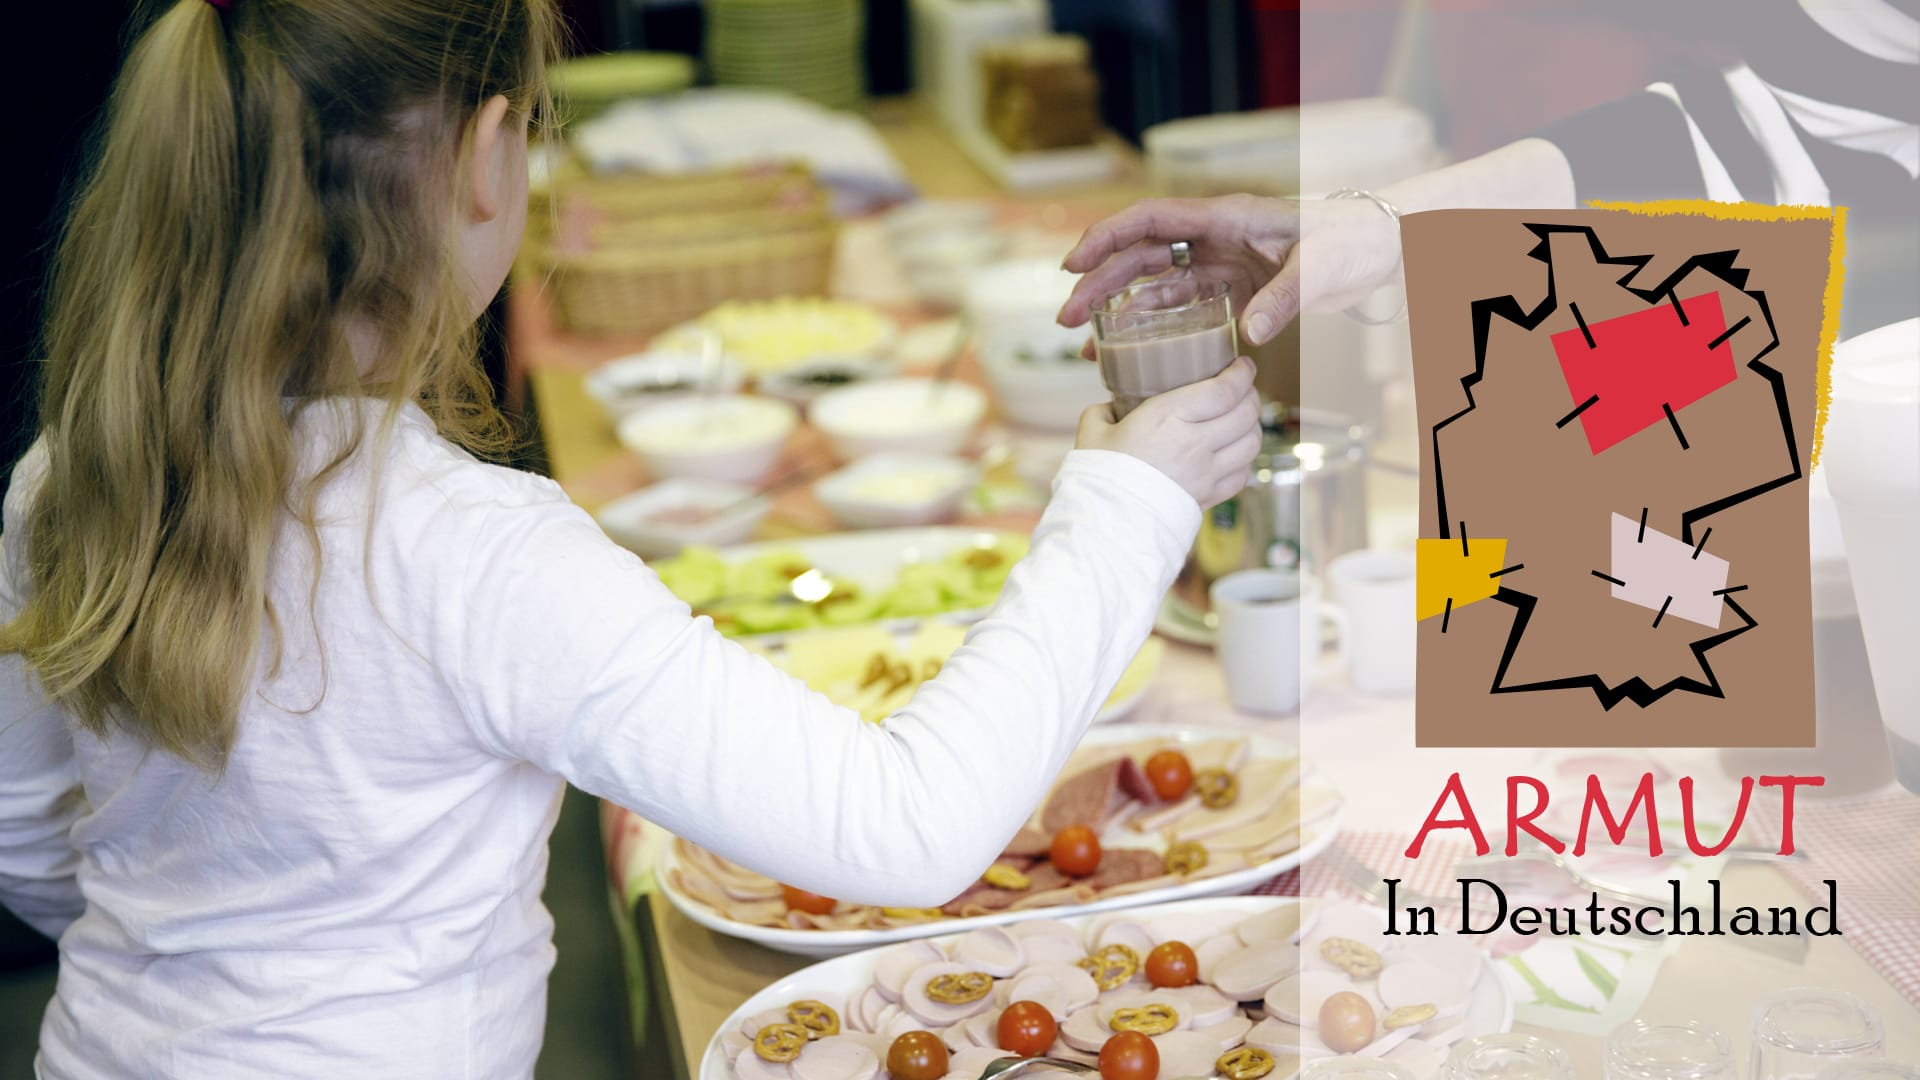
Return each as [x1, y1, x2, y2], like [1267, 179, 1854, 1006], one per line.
[952, 927, 1025, 978]
[873, 941, 944, 1003]
[1211, 943, 1300, 1001]
[903, 962, 996, 1028]
[790, 1036, 880, 1080]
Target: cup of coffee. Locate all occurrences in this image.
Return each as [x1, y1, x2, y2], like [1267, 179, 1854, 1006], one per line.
[1210, 568, 1347, 715]
[1091, 276, 1237, 419]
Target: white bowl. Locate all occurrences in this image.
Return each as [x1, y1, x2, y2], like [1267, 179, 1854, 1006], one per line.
[895, 227, 1011, 309]
[584, 349, 746, 422]
[963, 257, 1083, 361]
[979, 342, 1108, 432]
[756, 355, 899, 410]
[616, 394, 797, 485]
[809, 378, 986, 460]
[815, 453, 978, 528]
[594, 479, 769, 558]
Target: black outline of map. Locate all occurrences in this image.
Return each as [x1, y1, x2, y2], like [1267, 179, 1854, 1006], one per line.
[1428, 223, 1803, 710]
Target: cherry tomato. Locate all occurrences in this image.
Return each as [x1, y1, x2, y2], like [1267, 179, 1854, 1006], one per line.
[1145, 940, 1198, 988]
[996, 1000, 1058, 1058]
[886, 1030, 950, 1080]
[1099, 1030, 1160, 1080]
[1143, 749, 1194, 802]
[780, 885, 836, 915]
[1049, 824, 1103, 878]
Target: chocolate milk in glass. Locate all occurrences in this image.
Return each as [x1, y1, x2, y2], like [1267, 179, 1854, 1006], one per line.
[1092, 277, 1237, 419]
[1099, 321, 1238, 418]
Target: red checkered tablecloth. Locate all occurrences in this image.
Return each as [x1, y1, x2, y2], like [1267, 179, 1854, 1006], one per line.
[1752, 786, 1920, 1008]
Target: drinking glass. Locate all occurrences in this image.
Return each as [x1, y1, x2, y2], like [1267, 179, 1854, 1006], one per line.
[1751, 988, 1885, 1080]
[1606, 1020, 1737, 1080]
[1303, 1058, 1417, 1080]
[1091, 276, 1236, 419]
[1441, 1034, 1578, 1080]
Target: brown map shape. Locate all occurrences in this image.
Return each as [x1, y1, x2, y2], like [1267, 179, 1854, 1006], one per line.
[1405, 208, 1832, 748]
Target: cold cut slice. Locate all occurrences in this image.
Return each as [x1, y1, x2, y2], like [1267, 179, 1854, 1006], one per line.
[1058, 1007, 1111, 1053]
[903, 962, 996, 1028]
[1245, 1016, 1303, 1056]
[790, 1036, 880, 1080]
[1172, 984, 1240, 1028]
[735, 1046, 795, 1080]
[1236, 906, 1305, 948]
[1001, 826, 1053, 859]
[874, 941, 944, 1003]
[1195, 934, 1242, 984]
[1091, 918, 1155, 959]
[951, 927, 1025, 978]
[1266, 970, 1350, 1027]
[1211, 943, 1300, 1001]
[1150, 1031, 1224, 1079]
[947, 1046, 1009, 1077]
[1118, 757, 1157, 804]
[1041, 759, 1123, 833]
[1196, 1015, 1255, 1052]
[1084, 849, 1167, 891]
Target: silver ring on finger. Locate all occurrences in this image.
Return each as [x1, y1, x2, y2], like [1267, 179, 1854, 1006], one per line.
[1170, 240, 1192, 268]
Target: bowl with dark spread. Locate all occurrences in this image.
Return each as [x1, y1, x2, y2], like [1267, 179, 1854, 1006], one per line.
[586, 347, 748, 422]
[759, 355, 900, 409]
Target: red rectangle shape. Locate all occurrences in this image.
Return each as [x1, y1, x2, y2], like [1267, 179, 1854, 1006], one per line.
[1553, 292, 1736, 455]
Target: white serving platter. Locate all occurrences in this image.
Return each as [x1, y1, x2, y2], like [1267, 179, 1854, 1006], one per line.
[658, 723, 1343, 958]
[697, 895, 1513, 1080]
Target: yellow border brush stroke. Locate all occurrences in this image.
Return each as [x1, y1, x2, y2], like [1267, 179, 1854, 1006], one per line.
[1585, 198, 1845, 472]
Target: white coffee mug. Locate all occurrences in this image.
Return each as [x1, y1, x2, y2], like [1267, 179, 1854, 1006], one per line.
[1327, 548, 1418, 696]
[1210, 568, 1347, 715]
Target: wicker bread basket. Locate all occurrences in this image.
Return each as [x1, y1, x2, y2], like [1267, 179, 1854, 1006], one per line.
[526, 162, 837, 338]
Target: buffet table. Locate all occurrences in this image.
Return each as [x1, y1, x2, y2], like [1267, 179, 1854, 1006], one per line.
[510, 106, 1920, 1078]
[613, 642, 1920, 1078]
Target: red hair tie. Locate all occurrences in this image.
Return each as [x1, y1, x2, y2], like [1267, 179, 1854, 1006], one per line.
[205, 0, 232, 11]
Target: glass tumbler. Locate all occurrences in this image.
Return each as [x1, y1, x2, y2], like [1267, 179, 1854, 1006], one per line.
[1091, 275, 1237, 419]
[1441, 1034, 1579, 1080]
[1751, 988, 1885, 1080]
[1606, 1020, 1737, 1080]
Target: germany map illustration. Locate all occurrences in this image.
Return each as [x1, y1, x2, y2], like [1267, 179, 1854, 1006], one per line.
[1404, 206, 1841, 748]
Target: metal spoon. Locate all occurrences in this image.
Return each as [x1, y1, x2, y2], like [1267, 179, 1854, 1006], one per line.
[979, 1056, 1098, 1079]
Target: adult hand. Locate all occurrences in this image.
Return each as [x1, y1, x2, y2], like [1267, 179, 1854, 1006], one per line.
[1056, 194, 1401, 347]
[1074, 356, 1262, 509]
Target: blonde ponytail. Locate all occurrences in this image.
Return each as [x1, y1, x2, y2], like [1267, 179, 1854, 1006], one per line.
[1, 0, 560, 767]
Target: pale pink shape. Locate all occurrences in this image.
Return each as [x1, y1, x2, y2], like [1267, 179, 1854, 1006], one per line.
[1609, 512, 1730, 628]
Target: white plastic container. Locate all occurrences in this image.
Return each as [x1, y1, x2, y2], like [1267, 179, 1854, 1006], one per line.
[1820, 318, 1920, 793]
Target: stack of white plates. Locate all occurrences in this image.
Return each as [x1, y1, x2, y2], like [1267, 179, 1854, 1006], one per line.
[706, 0, 866, 111]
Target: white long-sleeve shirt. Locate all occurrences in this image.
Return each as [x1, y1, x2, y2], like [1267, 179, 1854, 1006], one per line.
[0, 400, 1198, 1078]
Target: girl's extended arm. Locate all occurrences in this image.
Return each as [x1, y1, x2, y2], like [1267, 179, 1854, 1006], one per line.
[447, 449, 1198, 908]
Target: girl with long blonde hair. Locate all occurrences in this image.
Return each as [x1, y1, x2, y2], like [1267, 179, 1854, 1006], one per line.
[0, 0, 1261, 1073]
